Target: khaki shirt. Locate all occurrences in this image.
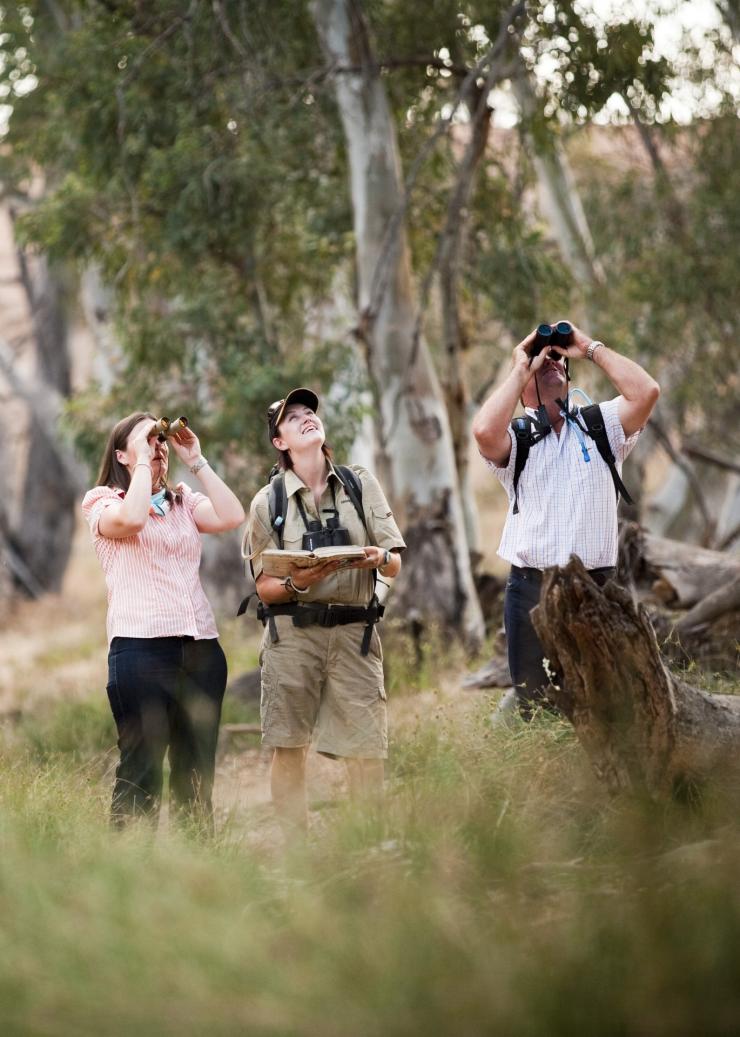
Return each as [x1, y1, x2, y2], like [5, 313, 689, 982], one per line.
[248, 463, 405, 605]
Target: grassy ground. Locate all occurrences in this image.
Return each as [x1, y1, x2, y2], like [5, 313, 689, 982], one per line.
[3, 519, 740, 1035]
[3, 671, 740, 1036]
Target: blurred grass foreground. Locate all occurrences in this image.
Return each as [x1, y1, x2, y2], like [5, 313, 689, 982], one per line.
[2, 674, 740, 1037]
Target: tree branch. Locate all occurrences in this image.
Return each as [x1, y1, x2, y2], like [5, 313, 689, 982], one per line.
[648, 417, 716, 546]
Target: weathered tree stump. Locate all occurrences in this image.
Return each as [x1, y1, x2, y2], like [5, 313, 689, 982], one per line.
[531, 556, 740, 797]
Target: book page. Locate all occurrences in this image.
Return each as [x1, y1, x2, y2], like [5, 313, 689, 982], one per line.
[260, 546, 366, 578]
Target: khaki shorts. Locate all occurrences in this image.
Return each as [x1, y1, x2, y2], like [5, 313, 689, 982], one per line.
[259, 614, 388, 759]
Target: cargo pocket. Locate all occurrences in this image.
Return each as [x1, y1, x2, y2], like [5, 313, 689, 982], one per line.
[259, 665, 276, 732]
[369, 627, 384, 664]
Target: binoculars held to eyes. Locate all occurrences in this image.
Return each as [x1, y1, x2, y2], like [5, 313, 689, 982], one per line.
[530, 321, 574, 362]
[302, 516, 352, 552]
[151, 416, 189, 441]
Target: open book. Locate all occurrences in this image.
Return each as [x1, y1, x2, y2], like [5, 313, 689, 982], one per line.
[259, 546, 367, 579]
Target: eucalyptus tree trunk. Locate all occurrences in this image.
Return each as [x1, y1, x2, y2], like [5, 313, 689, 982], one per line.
[512, 67, 604, 291]
[0, 203, 82, 599]
[311, 0, 484, 644]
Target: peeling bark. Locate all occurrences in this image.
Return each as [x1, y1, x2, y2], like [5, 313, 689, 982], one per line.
[531, 556, 740, 797]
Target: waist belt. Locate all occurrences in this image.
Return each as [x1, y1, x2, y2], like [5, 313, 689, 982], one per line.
[511, 564, 615, 580]
[257, 599, 384, 656]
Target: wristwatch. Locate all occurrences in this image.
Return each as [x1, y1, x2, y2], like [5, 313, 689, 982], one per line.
[586, 340, 605, 362]
[283, 575, 309, 597]
[379, 548, 392, 572]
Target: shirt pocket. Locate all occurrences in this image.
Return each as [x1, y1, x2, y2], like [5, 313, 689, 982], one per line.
[369, 503, 402, 548]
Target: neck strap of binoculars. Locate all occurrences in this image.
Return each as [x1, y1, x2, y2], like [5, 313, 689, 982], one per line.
[294, 479, 338, 532]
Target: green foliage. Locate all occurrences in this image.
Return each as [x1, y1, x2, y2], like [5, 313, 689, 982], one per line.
[524, 0, 672, 121]
[0, 0, 731, 492]
[574, 114, 739, 443]
[2, 1, 359, 492]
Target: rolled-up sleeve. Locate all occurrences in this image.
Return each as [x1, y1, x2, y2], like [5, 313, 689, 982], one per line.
[481, 426, 517, 496]
[356, 469, 406, 552]
[81, 486, 123, 539]
[601, 397, 641, 463]
[245, 490, 275, 580]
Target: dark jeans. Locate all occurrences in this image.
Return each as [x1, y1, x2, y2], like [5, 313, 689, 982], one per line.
[504, 565, 615, 720]
[106, 636, 227, 828]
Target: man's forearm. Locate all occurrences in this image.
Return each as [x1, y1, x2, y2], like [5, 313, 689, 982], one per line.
[473, 364, 530, 462]
[590, 344, 660, 436]
[592, 345, 659, 401]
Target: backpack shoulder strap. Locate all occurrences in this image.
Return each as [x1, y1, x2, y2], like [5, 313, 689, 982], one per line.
[242, 472, 286, 587]
[334, 465, 368, 536]
[579, 404, 634, 505]
[511, 416, 535, 516]
[267, 471, 288, 549]
[335, 464, 378, 598]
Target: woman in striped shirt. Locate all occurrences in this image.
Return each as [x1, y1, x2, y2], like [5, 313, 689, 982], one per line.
[82, 412, 245, 830]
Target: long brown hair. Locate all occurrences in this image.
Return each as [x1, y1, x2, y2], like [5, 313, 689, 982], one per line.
[95, 411, 180, 503]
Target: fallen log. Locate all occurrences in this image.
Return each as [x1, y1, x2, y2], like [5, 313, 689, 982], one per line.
[461, 655, 512, 691]
[531, 556, 740, 797]
[619, 522, 740, 608]
[674, 573, 740, 636]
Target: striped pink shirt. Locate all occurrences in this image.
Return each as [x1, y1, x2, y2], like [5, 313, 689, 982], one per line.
[81, 483, 219, 644]
[484, 397, 640, 570]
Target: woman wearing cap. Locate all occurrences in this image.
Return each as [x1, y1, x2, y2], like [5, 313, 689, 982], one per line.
[82, 412, 245, 830]
[246, 388, 405, 833]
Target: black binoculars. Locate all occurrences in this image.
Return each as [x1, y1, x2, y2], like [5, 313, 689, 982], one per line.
[530, 321, 573, 361]
[302, 515, 351, 552]
[151, 416, 188, 441]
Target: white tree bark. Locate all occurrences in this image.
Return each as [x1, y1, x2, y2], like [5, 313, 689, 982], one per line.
[311, 0, 484, 643]
[512, 68, 604, 290]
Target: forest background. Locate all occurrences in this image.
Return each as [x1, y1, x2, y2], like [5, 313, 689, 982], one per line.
[0, 1, 739, 1034]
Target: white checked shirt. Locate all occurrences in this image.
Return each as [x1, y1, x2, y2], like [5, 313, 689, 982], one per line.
[484, 397, 640, 570]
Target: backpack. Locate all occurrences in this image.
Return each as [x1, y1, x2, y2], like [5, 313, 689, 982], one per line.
[510, 402, 634, 515]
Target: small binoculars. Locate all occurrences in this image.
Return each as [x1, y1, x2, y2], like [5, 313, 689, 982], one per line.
[302, 516, 351, 552]
[530, 321, 573, 361]
[151, 416, 188, 441]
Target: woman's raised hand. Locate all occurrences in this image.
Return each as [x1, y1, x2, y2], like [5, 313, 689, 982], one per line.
[169, 426, 203, 467]
[130, 420, 157, 464]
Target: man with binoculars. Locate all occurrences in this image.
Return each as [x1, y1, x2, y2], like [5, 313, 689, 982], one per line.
[247, 388, 405, 833]
[473, 320, 660, 720]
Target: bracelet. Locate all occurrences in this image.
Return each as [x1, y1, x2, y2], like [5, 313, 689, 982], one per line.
[379, 548, 391, 571]
[586, 340, 605, 362]
[283, 575, 309, 597]
[190, 456, 209, 475]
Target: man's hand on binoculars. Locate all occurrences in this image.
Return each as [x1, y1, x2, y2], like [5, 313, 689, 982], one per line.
[548, 320, 591, 360]
[513, 329, 549, 378]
